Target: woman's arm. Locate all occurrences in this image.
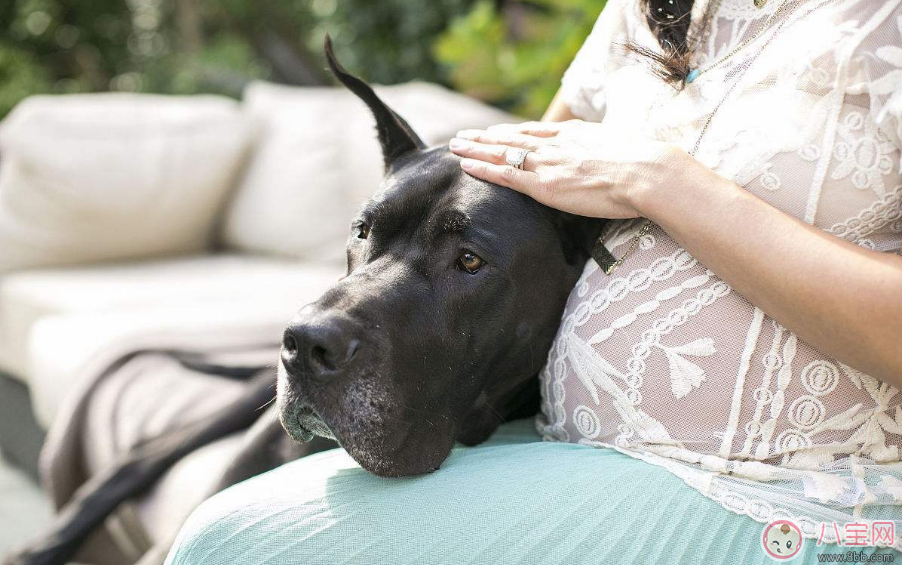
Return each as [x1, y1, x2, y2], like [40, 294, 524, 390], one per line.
[541, 89, 579, 122]
[638, 151, 902, 388]
[449, 120, 902, 387]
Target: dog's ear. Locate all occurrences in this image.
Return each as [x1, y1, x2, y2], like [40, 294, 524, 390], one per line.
[323, 35, 425, 170]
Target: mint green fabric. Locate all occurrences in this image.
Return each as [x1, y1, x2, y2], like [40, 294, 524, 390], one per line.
[166, 420, 899, 564]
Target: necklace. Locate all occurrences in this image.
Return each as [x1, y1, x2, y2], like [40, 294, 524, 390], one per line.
[685, 0, 802, 83]
[690, 0, 724, 58]
[592, 0, 828, 276]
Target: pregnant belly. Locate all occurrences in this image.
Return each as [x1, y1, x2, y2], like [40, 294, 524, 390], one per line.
[538, 228, 901, 467]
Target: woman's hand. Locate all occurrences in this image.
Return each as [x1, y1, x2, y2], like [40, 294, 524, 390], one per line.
[449, 119, 699, 220]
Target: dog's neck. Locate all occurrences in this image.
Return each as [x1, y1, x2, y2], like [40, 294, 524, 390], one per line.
[456, 374, 540, 445]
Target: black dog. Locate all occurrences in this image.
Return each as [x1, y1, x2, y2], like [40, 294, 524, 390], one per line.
[4, 36, 603, 565]
[277, 38, 604, 477]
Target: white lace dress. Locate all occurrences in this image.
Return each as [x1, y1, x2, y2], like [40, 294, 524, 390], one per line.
[539, 0, 902, 549]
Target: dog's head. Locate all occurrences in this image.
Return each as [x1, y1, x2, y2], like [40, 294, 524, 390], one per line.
[277, 37, 604, 477]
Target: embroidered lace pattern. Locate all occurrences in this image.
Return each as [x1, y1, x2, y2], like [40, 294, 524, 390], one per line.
[542, 0, 902, 549]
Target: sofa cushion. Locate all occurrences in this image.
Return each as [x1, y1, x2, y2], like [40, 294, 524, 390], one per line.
[0, 93, 253, 273]
[220, 81, 516, 263]
[0, 254, 341, 426]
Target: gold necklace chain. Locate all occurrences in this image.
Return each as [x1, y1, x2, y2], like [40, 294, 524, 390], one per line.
[691, 0, 724, 55]
[593, 0, 825, 276]
[685, 0, 800, 83]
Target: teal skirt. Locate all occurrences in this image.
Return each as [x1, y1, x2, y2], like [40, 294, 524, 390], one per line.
[166, 420, 900, 564]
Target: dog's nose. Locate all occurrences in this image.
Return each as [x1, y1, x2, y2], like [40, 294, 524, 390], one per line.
[282, 314, 361, 378]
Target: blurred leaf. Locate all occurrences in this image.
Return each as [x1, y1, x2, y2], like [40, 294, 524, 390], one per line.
[435, 0, 606, 118]
[0, 43, 52, 117]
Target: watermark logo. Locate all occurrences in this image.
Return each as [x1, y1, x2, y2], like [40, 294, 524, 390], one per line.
[817, 521, 896, 548]
[761, 520, 897, 561]
[763, 520, 804, 560]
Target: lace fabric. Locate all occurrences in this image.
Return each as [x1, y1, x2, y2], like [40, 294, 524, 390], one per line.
[542, 0, 902, 549]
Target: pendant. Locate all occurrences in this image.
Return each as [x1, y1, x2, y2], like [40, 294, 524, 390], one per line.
[591, 239, 619, 275]
[754, 0, 768, 8]
[686, 68, 700, 83]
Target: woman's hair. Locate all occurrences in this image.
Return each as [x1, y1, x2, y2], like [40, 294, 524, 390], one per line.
[627, 0, 698, 86]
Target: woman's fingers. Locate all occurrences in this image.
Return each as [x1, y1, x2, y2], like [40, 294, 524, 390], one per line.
[449, 138, 547, 170]
[459, 158, 541, 195]
[491, 121, 566, 137]
[457, 121, 565, 142]
[457, 119, 593, 146]
[452, 130, 545, 150]
[449, 138, 508, 165]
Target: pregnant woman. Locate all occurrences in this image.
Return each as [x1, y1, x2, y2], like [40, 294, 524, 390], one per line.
[168, 0, 902, 562]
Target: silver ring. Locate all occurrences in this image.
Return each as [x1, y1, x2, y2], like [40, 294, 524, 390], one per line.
[505, 147, 531, 170]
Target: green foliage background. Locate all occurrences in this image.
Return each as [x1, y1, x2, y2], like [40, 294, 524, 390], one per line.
[0, 0, 606, 120]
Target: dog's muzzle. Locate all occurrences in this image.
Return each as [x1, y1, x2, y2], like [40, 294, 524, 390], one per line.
[281, 308, 362, 380]
[279, 307, 366, 443]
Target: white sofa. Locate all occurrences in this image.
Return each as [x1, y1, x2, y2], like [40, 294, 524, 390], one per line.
[0, 81, 515, 471]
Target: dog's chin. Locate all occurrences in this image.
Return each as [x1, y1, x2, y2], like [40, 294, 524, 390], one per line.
[339, 430, 456, 478]
[278, 399, 456, 477]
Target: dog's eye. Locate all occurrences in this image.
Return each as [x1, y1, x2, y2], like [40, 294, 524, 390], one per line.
[356, 223, 371, 240]
[457, 250, 484, 274]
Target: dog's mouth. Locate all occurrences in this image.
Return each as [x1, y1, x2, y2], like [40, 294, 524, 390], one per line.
[277, 386, 458, 477]
[280, 404, 335, 443]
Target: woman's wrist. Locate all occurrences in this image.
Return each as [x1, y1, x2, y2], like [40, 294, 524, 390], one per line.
[628, 147, 734, 224]
[622, 145, 681, 220]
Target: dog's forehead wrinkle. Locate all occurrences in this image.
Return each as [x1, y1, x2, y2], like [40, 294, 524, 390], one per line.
[452, 176, 548, 232]
[368, 149, 540, 252]
[372, 149, 462, 215]
[367, 190, 437, 241]
[433, 208, 471, 234]
[360, 199, 387, 222]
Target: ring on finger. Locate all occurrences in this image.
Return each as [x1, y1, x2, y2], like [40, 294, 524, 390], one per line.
[505, 147, 531, 170]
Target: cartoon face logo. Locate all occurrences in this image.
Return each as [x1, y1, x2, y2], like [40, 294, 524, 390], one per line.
[762, 520, 803, 560]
